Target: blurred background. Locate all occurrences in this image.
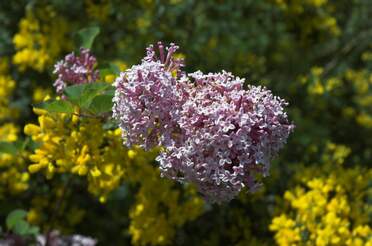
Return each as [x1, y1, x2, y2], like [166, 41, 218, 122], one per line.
[0, 0, 371, 245]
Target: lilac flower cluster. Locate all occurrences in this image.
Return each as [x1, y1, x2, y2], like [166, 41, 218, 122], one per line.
[113, 43, 294, 202]
[53, 48, 99, 94]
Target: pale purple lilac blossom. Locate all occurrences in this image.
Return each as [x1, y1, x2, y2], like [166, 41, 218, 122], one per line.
[53, 48, 99, 94]
[113, 43, 294, 202]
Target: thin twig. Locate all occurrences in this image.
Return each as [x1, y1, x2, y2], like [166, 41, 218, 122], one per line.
[45, 176, 73, 246]
[323, 28, 372, 76]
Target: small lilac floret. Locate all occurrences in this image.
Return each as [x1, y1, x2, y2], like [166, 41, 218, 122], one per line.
[53, 48, 99, 94]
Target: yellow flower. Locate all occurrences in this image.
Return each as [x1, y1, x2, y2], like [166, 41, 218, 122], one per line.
[12, 6, 71, 72]
[104, 74, 116, 83]
[0, 123, 19, 142]
[85, 0, 111, 22]
[24, 124, 41, 136]
[32, 87, 51, 103]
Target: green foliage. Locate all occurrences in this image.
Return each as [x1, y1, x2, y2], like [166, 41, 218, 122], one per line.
[64, 83, 110, 107]
[6, 210, 39, 236]
[37, 82, 114, 116]
[0, 142, 18, 155]
[36, 100, 75, 114]
[88, 94, 113, 114]
[100, 63, 121, 77]
[77, 26, 100, 49]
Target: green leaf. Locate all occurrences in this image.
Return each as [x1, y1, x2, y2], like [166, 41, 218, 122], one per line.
[6, 209, 27, 230]
[105, 88, 115, 97]
[77, 26, 100, 49]
[13, 220, 29, 235]
[28, 226, 40, 236]
[64, 82, 112, 109]
[88, 94, 113, 114]
[0, 141, 18, 155]
[64, 84, 85, 105]
[35, 100, 75, 114]
[100, 62, 121, 77]
[103, 119, 118, 130]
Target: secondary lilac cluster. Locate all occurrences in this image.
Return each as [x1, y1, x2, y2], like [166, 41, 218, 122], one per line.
[113, 42, 294, 202]
[53, 48, 99, 94]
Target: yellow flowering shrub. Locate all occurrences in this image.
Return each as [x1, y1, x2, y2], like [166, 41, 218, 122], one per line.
[270, 173, 372, 246]
[0, 123, 18, 143]
[127, 147, 204, 245]
[0, 75, 15, 105]
[0, 58, 17, 119]
[303, 63, 372, 129]
[344, 68, 372, 128]
[0, 123, 29, 197]
[32, 87, 52, 103]
[12, 6, 71, 72]
[26, 191, 86, 234]
[24, 105, 204, 244]
[0, 58, 29, 197]
[302, 67, 343, 96]
[294, 142, 371, 226]
[24, 107, 129, 200]
[271, 141, 371, 245]
[271, 0, 341, 42]
[85, 0, 111, 22]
